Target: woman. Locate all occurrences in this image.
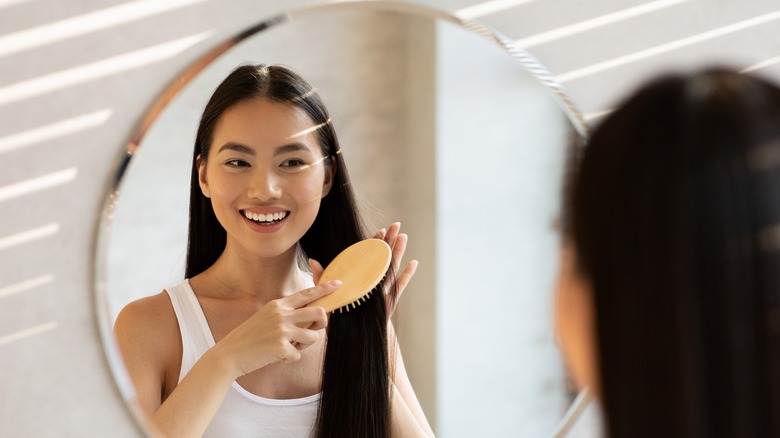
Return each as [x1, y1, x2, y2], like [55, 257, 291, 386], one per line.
[555, 69, 780, 437]
[114, 64, 434, 438]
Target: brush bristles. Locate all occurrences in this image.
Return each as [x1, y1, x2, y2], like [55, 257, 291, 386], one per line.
[334, 290, 374, 314]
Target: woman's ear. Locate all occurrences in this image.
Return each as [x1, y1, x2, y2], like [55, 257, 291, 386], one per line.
[197, 154, 210, 198]
[554, 242, 599, 396]
[321, 156, 336, 198]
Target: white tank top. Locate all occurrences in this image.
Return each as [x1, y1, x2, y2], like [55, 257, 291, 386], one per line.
[165, 280, 320, 438]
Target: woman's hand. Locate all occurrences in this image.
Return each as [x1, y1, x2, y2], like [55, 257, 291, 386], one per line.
[212, 280, 340, 379]
[375, 222, 418, 319]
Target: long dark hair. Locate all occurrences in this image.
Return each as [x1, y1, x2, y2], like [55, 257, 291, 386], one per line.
[186, 64, 394, 438]
[566, 69, 780, 437]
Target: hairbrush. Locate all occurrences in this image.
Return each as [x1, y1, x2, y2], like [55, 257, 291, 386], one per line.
[307, 238, 392, 313]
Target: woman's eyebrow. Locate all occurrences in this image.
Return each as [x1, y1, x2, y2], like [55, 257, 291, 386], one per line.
[274, 142, 311, 156]
[215, 141, 311, 156]
[217, 142, 254, 155]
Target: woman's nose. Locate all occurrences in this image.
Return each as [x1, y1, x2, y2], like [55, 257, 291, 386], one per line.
[247, 169, 282, 201]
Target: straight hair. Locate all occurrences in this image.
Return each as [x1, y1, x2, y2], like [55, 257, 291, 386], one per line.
[186, 64, 395, 438]
[566, 69, 780, 437]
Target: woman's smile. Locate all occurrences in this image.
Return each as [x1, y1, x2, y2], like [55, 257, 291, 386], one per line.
[240, 208, 290, 233]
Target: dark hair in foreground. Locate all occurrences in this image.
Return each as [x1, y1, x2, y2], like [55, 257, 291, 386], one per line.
[565, 69, 780, 438]
[186, 64, 395, 437]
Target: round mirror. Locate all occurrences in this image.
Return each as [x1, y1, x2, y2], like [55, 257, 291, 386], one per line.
[95, 2, 587, 436]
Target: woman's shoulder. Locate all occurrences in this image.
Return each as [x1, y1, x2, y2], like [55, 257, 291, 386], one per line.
[114, 290, 182, 365]
[114, 290, 185, 413]
[115, 291, 177, 332]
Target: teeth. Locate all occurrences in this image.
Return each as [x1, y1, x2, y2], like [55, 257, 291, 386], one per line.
[244, 211, 288, 223]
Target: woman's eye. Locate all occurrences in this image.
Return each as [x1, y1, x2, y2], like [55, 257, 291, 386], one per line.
[226, 159, 249, 168]
[280, 159, 305, 168]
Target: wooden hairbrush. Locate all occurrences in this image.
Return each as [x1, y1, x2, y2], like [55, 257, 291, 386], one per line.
[307, 238, 392, 313]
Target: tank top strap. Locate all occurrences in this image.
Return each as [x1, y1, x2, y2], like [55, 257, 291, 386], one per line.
[165, 279, 216, 383]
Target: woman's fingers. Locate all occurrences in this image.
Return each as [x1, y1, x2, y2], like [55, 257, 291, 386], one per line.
[386, 260, 418, 317]
[396, 260, 418, 298]
[385, 222, 401, 248]
[373, 222, 418, 319]
[288, 313, 326, 350]
[284, 283, 332, 352]
[391, 233, 408, 274]
[306, 317, 328, 332]
[381, 223, 406, 274]
[284, 279, 341, 309]
[275, 309, 327, 353]
[376, 222, 405, 280]
[290, 306, 328, 329]
[289, 327, 321, 351]
[308, 258, 324, 284]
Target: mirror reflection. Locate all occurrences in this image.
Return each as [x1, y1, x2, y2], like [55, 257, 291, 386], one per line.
[102, 4, 584, 437]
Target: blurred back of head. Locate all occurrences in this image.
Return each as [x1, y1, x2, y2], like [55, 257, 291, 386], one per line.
[566, 69, 780, 438]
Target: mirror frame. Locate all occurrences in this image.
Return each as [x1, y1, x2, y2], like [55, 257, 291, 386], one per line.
[93, 1, 590, 436]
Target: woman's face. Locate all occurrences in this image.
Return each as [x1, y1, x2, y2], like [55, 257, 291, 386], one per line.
[198, 97, 333, 259]
[554, 243, 600, 397]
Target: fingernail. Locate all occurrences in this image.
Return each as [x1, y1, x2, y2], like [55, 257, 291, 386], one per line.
[329, 280, 342, 287]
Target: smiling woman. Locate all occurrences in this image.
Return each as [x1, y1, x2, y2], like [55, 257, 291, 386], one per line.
[98, 2, 586, 437]
[114, 64, 431, 438]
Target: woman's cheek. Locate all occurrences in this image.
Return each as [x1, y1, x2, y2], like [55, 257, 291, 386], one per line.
[297, 172, 329, 203]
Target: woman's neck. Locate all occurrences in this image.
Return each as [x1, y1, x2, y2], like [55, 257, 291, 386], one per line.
[198, 242, 311, 304]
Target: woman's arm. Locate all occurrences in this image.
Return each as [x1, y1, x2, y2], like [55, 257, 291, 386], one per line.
[149, 345, 236, 436]
[389, 323, 435, 437]
[114, 294, 238, 437]
[114, 282, 338, 438]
